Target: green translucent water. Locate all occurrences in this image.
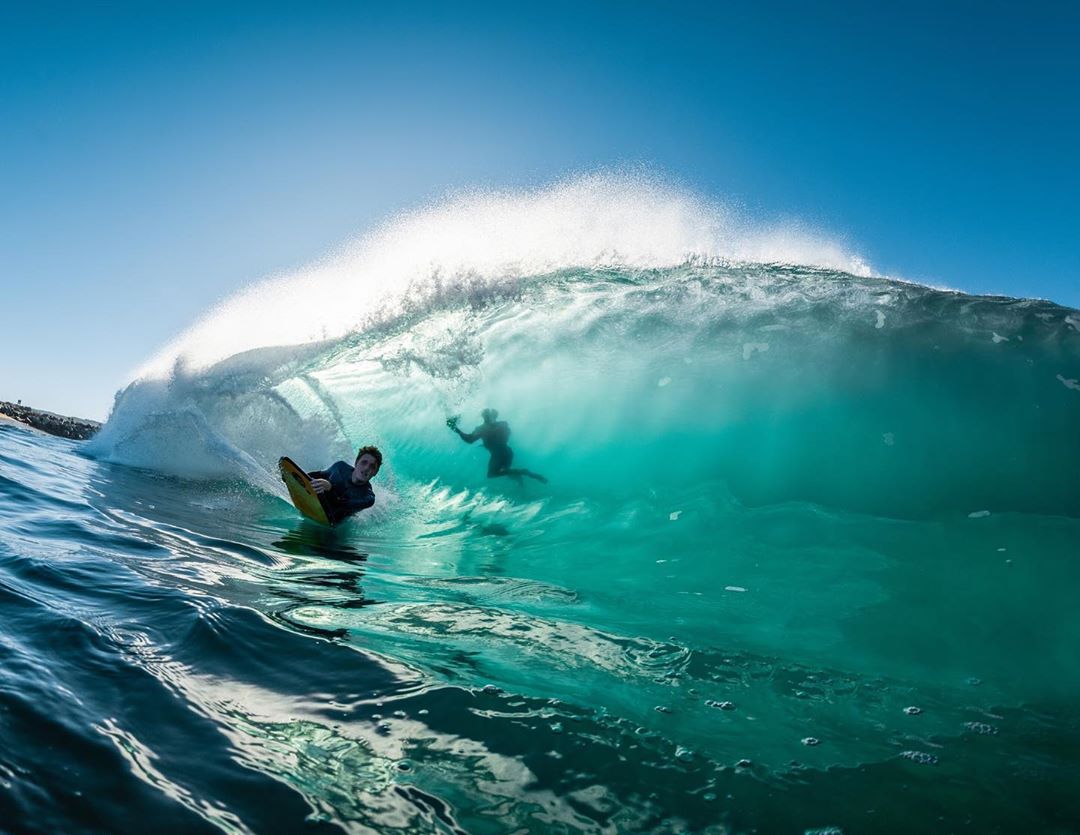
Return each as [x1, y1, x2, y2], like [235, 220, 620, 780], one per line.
[46, 263, 1073, 830]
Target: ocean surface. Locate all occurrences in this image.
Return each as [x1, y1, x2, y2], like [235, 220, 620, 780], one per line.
[3, 177, 1079, 833]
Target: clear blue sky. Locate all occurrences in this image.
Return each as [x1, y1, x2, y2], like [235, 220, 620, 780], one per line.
[3, 1, 1078, 420]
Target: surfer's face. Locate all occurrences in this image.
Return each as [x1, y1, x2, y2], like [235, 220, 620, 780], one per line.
[352, 453, 380, 484]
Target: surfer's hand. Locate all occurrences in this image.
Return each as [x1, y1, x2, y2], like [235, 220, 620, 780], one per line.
[310, 478, 332, 494]
[446, 416, 459, 430]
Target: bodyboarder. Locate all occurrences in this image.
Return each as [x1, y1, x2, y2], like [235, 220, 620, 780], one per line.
[307, 445, 383, 524]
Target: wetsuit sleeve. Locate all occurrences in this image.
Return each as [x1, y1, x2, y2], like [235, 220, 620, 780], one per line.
[318, 483, 374, 524]
[455, 426, 483, 444]
[324, 484, 374, 522]
[344, 488, 375, 514]
[307, 470, 329, 479]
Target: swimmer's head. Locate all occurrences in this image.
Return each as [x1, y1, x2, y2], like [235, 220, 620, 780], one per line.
[353, 445, 383, 481]
[481, 408, 498, 423]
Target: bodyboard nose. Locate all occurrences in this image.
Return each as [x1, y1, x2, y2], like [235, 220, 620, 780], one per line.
[279, 457, 331, 525]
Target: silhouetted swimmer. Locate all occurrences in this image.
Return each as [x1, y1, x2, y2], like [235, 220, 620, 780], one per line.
[447, 408, 547, 484]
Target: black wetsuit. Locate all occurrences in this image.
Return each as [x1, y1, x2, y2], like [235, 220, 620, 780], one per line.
[307, 461, 375, 524]
[456, 421, 513, 477]
[454, 420, 546, 483]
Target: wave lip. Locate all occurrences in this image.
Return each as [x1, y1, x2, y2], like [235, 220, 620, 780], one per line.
[134, 172, 873, 380]
[93, 170, 1080, 519]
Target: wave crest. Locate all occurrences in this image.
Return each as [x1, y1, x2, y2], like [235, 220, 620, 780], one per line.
[135, 172, 872, 379]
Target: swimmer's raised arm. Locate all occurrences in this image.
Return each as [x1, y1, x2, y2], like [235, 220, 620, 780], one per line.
[454, 425, 483, 443]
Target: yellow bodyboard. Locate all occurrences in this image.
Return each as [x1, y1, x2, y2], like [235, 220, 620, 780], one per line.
[279, 457, 331, 526]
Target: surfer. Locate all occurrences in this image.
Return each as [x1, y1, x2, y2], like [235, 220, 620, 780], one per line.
[447, 409, 547, 484]
[307, 446, 383, 524]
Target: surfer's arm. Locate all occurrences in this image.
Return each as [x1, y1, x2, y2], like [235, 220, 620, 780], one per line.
[334, 484, 375, 516]
[455, 426, 483, 444]
[307, 470, 332, 494]
[345, 491, 375, 514]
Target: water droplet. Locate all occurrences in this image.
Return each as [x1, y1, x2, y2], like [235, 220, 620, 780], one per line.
[675, 746, 694, 762]
[899, 750, 938, 765]
[903, 706, 922, 716]
[801, 737, 820, 747]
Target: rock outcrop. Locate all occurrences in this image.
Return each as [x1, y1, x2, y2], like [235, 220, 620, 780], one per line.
[0, 400, 101, 440]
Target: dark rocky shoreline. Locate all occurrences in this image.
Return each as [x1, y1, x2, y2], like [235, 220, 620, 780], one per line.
[0, 400, 101, 441]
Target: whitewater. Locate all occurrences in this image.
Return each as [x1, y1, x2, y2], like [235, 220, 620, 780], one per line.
[2, 174, 1078, 833]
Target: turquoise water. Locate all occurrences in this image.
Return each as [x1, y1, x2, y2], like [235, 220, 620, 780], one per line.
[4, 180, 1080, 832]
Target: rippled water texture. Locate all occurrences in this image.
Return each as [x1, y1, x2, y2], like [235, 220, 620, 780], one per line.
[4, 177, 1080, 832]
